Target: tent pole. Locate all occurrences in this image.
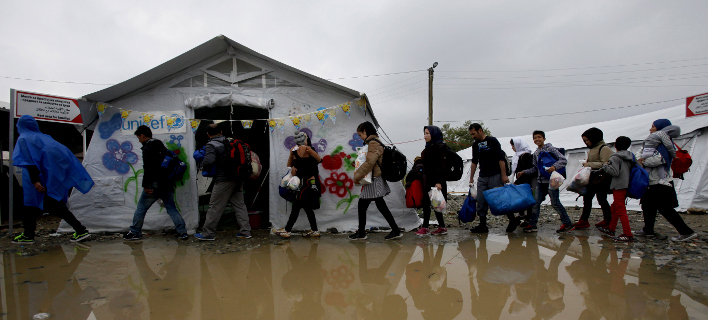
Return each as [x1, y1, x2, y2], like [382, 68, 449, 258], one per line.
[8, 89, 15, 238]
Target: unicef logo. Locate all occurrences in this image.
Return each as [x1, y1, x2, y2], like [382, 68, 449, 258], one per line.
[166, 114, 185, 132]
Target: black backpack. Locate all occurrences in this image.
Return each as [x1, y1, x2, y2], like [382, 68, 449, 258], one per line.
[500, 150, 511, 177]
[221, 138, 253, 180]
[443, 147, 464, 181]
[160, 151, 188, 182]
[372, 139, 407, 182]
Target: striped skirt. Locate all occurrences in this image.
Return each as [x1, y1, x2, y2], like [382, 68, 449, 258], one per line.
[360, 176, 391, 199]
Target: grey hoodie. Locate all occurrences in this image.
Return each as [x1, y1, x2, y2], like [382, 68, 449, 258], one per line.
[601, 150, 635, 190]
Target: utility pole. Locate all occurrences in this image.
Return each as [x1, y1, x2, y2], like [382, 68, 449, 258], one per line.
[428, 62, 438, 126]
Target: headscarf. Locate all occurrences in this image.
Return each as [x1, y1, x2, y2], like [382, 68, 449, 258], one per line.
[510, 137, 533, 174]
[581, 127, 603, 147]
[653, 119, 672, 131]
[12, 115, 94, 209]
[424, 126, 444, 148]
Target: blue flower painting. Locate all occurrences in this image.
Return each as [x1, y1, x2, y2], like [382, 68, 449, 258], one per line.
[98, 113, 122, 139]
[348, 133, 364, 151]
[102, 139, 138, 174]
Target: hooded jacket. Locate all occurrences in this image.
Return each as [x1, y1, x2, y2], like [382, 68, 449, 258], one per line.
[585, 141, 613, 169]
[12, 115, 93, 208]
[140, 138, 172, 190]
[601, 150, 635, 190]
[354, 134, 384, 182]
[201, 135, 233, 183]
[521, 143, 567, 183]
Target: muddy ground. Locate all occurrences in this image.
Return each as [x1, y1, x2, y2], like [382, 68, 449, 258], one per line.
[2, 205, 707, 289]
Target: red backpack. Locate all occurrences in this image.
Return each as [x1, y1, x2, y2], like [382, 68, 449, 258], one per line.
[222, 138, 253, 180]
[672, 142, 692, 179]
[406, 180, 425, 208]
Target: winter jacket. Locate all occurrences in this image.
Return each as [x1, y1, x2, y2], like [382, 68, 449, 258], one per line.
[201, 135, 234, 183]
[354, 135, 383, 182]
[585, 141, 613, 169]
[601, 150, 634, 190]
[521, 143, 567, 183]
[421, 142, 447, 188]
[141, 139, 173, 190]
[641, 149, 673, 187]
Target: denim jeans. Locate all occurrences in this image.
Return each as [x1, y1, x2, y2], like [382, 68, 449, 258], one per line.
[130, 190, 187, 235]
[529, 182, 572, 227]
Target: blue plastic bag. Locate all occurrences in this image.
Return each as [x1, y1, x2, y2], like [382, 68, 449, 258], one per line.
[538, 151, 566, 179]
[458, 189, 477, 223]
[193, 146, 216, 177]
[483, 184, 537, 216]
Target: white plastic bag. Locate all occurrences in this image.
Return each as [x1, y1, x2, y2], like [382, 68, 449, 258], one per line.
[287, 176, 301, 191]
[280, 168, 293, 188]
[573, 167, 591, 186]
[429, 187, 447, 212]
[354, 146, 372, 185]
[469, 183, 477, 199]
[549, 171, 565, 190]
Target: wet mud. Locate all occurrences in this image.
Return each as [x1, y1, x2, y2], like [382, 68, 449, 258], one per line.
[2, 227, 708, 319]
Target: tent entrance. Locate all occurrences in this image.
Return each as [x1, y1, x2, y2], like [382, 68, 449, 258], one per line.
[194, 105, 271, 229]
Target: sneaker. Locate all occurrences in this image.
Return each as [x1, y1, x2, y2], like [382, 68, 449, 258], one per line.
[671, 233, 698, 242]
[123, 231, 143, 241]
[348, 232, 367, 240]
[523, 225, 538, 233]
[431, 227, 448, 235]
[236, 233, 252, 239]
[556, 224, 576, 233]
[12, 233, 35, 244]
[597, 227, 615, 237]
[385, 231, 403, 240]
[519, 221, 530, 228]
[273, 228, 287, 236]
[415, 227, 430, 236]
[194, 233, 215, 241]
[574, 220, 591, 229]
[595, 220, 609, 228]
[469, 225, 489, 234]
[303, 230, 321, 238]
[70, 231, 91, 243]
[175, 233, 189, 240]
[279, 231, 292, 238]
[613, 234, 634, 242]
[506, 219, 520, 233]
[632, 229, 654, 237]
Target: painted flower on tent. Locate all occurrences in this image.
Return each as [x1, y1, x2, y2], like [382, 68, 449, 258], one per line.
[98, 113, 122, 139]
[348, 133, 364, 151]
[324, 172, 354, 198]
[102, 139, 138, 175]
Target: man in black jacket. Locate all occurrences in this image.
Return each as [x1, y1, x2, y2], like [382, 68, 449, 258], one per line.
[124, 126, 188, 241]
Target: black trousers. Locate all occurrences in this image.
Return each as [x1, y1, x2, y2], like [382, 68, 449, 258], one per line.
[579, 185, 612, 222]
[23, 194, 85, 238]
[358, 197, 399, 232]
[285, 200, 318, 232]
[641, 184, 693, 235]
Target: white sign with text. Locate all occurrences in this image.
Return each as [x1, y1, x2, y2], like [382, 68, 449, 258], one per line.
[14, 90, 82, 124]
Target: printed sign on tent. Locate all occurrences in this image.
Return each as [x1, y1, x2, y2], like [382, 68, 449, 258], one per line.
[120, 110, 186, 135]
[241, 120, 253, 129]
[686, 92, 708, 118]
[190, 119, 201, 133]
[13, 90, 83, 124]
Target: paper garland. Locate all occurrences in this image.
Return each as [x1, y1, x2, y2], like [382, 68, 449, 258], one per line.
[241, 120, 253, 129]
[119, 109, 132, 125]
[190, 119, 201, 133]
[97, 103, 108, 120]
[268, 119, 276, 133]
[341, 102, 351, 118]
[290, 116, 302, 130]
[302, 114, 312, 127]
[277, 118, 286, 133]
[328, 108, 337, 124]
[316, 110, 326, 127]
[141, 113, 155, 127]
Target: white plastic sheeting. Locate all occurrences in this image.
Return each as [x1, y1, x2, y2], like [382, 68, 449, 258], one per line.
[185, 93, 271, 110]
[447, 105, 708, 212]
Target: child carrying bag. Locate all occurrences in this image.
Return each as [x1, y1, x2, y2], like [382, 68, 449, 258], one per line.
[483, 184, 536, 216]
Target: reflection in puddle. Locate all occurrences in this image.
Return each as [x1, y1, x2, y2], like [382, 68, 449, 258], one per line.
[1, 234, 706, 319]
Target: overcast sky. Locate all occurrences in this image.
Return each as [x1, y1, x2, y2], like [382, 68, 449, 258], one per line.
[2, 1, 708, 158]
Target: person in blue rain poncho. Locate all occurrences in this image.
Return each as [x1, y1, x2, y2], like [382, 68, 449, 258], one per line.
[11, 115, 94, 244]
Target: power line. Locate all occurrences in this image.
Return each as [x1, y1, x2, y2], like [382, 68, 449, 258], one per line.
[435, 71, 708, 86]
[0, 76, 114, 86]
[433, 98, 683, 123]
[326, 69, 426, 80]
[436, 57, 708, 73]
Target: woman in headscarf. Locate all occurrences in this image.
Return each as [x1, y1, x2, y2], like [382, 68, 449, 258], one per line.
[510, 138, 534, 229]
[635, 119, 697, 242]
[415, 126, 449, 236]
[574, 127, 613, 229]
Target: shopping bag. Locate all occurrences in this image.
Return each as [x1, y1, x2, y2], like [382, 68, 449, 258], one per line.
[469, 183, 477, 199]
[406, 180, 425, 208]
[458, 188, 477, 223]
[287, 176, 301, 191]
[280, 168, 293, 188]
[567, 180, 587, 195]
[429, 187, 446, 212]
[573, 167, 591, 187]
[354, 146, 372, 185]
[549, 171, 565, 190]
[483, 184, 536, 216]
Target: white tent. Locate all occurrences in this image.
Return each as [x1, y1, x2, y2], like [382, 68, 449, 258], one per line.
[448, 105, 708, 212]
[62, 35, 418, 233]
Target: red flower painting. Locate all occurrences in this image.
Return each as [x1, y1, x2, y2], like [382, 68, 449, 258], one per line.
[324, 172, 354, 198]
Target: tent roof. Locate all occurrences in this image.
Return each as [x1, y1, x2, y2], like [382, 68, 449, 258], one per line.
[457, 104, 707, 160]
[82, 35, 362, 103]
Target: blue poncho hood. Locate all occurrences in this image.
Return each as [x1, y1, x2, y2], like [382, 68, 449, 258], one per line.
[12, 115, 94, 209]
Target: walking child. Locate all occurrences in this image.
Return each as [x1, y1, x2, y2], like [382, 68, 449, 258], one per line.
[597, 136, 635, 242]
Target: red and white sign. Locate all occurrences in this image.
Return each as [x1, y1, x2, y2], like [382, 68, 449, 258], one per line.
[686, 92, 708, 118]
[14, 90, 82, 124]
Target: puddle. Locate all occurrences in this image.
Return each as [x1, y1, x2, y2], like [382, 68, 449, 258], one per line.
[1, 234, 707, 319]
